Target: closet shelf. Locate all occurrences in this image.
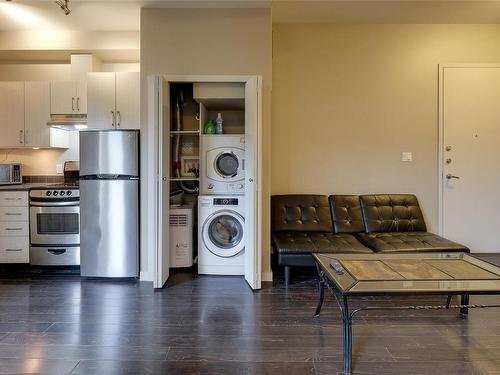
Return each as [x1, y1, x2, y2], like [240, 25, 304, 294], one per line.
[170, 130, 200, 136]
[170, 177, 200, 182]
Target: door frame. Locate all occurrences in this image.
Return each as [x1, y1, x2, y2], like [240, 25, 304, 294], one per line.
[147, 74, 263, 288]
[437, 63, 500, 236]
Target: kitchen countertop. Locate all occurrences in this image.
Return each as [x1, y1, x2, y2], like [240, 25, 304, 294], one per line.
[0, 183, 57, 191]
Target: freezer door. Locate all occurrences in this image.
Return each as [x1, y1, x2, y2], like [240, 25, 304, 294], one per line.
[80, 179, 138, 277]
[80, 130, 139, 177]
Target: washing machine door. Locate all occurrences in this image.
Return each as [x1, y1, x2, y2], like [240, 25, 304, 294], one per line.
[202, 210, 245, 257]
[206, 148, 244, 182]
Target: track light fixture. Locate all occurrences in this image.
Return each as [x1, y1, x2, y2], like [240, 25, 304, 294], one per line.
[55, 0, 70, 15]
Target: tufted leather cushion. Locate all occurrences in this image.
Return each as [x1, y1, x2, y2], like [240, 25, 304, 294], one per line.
[272, 231, 372, 254]
[271, 195, 332, 232]
[329, 195, 365, 233]
[356, 232, 469, 253]
[359, 194, 427, 233]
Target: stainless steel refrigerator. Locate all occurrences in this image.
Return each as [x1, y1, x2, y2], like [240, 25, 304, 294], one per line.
[79, 130, 139, 278]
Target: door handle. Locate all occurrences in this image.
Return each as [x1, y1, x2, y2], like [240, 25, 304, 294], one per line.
[19, 130, 24, 144]
[72, 97, 75, 111]
[76, 97, 80, 111]
[111, 111, 115, 127]
[446, 174, 460, 180]
[116, 111, 121, 127]
[48, 249, 66, 255]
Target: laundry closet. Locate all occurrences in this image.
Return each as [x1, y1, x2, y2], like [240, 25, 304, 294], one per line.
[149, 75, 262, 290]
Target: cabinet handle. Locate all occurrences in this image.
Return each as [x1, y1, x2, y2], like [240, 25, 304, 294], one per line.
[5, 213, 22, 216]
[116, 111, 121, 128]
[5, 228, 22, 231]
[5, 248, 23, 252]
[77, 97, 80, 111]
[72, 97, 75, 111]
[19, 130, 24, 144]
[24, 130, 28, 145]
[4, 198, 21, 201]
[111, 111, 115, 127]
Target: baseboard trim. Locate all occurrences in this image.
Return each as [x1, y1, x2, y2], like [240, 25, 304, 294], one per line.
[139, 270, 153, 282]
[262, 271, 273, 282]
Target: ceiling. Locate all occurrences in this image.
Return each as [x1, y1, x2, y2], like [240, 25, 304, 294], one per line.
[0, 0, 270, 31]
[1, 0, 499, 32]
[273, 1, 500, 24]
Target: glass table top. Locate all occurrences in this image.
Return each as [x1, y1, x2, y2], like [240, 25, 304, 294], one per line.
[313, 253, 500, 295]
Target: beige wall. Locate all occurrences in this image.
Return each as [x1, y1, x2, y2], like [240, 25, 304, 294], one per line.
[272, 24, 500, 231]
[140, 8, 272, 280]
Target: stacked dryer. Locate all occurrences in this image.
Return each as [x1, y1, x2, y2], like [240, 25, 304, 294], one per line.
[198, 135, 245, 275]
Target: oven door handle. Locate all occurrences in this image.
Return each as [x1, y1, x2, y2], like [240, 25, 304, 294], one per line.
[30, 201, 79, 207]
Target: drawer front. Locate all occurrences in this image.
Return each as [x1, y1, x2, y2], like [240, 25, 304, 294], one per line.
[0, 207, 28, 222]
[0, 192, 28, 207]
[0, 236, 29, 263]
[30, 246, 80, 266]
[0, 222, 29, 236]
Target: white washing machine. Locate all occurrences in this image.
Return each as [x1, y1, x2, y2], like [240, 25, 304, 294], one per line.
[198, 195, 245, 275]
[200, 135, 245, 195]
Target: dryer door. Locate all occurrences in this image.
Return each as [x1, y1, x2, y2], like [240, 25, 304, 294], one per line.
[207, 148, 244, 182]
[202, 210, 245, 257]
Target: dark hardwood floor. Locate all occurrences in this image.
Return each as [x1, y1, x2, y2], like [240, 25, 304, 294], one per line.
[0, 255, 500, 374]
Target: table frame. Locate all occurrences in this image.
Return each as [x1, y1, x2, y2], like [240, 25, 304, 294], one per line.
[314, 262, 500, 375]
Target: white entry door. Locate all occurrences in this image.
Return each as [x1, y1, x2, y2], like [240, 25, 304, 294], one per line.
[441, 65, 500, 252]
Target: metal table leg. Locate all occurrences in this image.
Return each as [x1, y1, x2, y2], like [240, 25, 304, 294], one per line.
[342, 296, 353, 375]
[460, 294, 470, 318]
[314, 263, 325, 317]
[446, 295, 452, 308]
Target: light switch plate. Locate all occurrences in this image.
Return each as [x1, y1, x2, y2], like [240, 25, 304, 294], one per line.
[56, 164, 63, 174]
[402, 152, 412, 162]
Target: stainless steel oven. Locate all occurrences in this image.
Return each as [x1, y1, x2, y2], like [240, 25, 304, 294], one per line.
[29, 188, 80, 266]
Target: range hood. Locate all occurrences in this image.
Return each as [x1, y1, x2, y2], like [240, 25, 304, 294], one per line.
[47, 114, 88, 131]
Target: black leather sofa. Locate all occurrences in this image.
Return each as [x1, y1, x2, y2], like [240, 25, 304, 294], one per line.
[271, 194, 469, 285]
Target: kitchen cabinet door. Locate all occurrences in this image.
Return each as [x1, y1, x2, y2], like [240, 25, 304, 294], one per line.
[76, 81, 87, 114]
[50, 81, 77, 115]
[87, 72, 116, 129]
[25, 81, 50, 147]
[25, 82, 69, 148]
[0, 82, 25, 148]
[115, 72, 140, 129]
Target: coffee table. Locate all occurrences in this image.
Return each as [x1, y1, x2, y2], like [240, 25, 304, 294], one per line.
[313, 252, 500, 375]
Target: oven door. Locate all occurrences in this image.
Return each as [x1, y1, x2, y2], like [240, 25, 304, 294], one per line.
[30, 203, 80, 246]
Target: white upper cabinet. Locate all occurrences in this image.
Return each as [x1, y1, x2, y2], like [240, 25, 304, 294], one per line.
[50, 81, 87, 115]
[115, 72, 140, 129]
[0, 82, 25, 148]
[87, 72, 140, 130]
[25, 82, 69, 149]
[87, 73, 116, 129]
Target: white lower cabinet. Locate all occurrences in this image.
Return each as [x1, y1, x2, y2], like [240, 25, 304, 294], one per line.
[0, 237, 29, 263]
[0, 191, 29, 263]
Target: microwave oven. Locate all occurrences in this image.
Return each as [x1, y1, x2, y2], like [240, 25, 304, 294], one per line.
[0, 164, 22, 185]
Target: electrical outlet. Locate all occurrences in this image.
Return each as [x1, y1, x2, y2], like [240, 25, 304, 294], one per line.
[181, 156, 199, 177]
[402, 152, 412, 162]
[56, 164, 63, 174]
